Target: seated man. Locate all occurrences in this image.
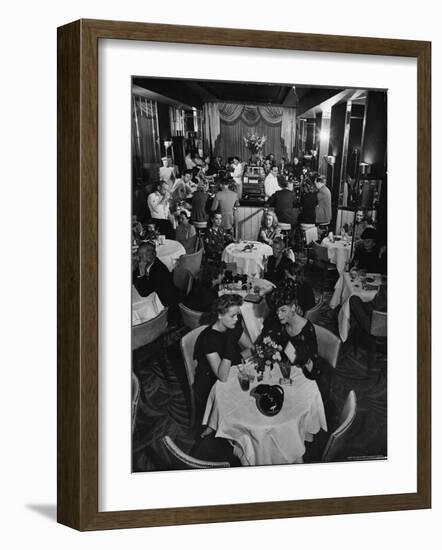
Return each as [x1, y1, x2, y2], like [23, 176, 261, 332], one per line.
[132, 242, 177, 310]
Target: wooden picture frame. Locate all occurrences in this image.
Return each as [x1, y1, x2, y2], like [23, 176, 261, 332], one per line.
[57, 19, 431, 531]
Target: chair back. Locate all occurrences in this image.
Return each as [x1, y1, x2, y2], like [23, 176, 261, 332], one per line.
[176, 247, 203, 277]
[131, 307, 168, 350]
[277, 222, 292, 231]
[179, 303, 204, 330]
[173, 266, 194, 296]
[312, 241, 330, 263]
[193, 221, 208, 230]
[322, 390, 357, 462]
[161, 435, 231, 469]
[180, 324, 208, 426]
[313, 323, 341, 368]
[370, 310, 387, 338]
[304, 295, 323, 324]
[132, 372, 140, 435]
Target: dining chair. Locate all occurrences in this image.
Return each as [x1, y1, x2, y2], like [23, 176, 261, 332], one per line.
[178, 303, 204, 330]
[313, 323, 341, 369]
[180, 324, 208, 427]
[322, 390, 357, 462]
[175, 247, 203, 277]
[173, 266, 194, 296]
[311, 241, 338, 292]
[367, 309, 387, 369]
[132, 372, 141, 436]
[161, 435, 231, 469]
[304, 295, 324, 324]
[193, 221, 208, 242]
[277, 222, 292, 248]
[131, 307, 168, 351]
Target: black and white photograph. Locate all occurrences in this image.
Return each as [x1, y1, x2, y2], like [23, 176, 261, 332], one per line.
[131, 77, 387, 472]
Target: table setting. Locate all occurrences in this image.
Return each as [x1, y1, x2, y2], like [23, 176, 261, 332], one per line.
[203, 358, 327, 466]
[221, 240, 273, 277]
[321, 232, 352, 274]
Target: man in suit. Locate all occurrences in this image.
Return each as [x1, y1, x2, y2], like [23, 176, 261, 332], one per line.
[132, 242, 177, 309]
[268, 177, 299, 226]
[211, 178, 239, 232]
[314, 175, 332, 226]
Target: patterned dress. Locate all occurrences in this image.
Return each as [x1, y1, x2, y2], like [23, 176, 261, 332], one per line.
[204, 226, 232, 261]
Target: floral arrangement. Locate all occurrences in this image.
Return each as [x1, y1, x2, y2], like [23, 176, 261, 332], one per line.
[243, 133, 267, 154]
[255, 334, 284, 375]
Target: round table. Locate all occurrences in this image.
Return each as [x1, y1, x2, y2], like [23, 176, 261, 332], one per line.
[203, 365, 327, 466]
[321, 237, 352, 274]
[155, 239, 185, 271]
[221, 241, 273, 277]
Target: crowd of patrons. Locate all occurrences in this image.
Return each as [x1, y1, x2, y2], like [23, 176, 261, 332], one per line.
[133, 150, 387, 455]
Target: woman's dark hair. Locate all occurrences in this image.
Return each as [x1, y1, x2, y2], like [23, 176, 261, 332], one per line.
[200, 293, 243, 325]
[199, 263, 224, 288]
[266, 283, 299, 311]
[178, 210, 190, 219]
[303, 178, 316, 193]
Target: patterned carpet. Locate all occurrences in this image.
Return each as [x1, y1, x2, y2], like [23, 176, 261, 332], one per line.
[132, 272, 387, 472]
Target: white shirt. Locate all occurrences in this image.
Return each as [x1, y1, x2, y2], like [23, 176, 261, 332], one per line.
[232, 162, 243, 184]
[148, 191, 170, 219]
[264, 173, 280, 198]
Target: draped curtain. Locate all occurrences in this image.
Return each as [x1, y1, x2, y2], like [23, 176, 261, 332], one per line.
[217, 120, 283, 162]
[204, 102, 296, 160]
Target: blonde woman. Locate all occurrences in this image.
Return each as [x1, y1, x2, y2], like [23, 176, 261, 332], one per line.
[258, 210, 281, 246]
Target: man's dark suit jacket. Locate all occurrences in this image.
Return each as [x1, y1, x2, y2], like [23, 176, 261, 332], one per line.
[132, 258, 177, 306]
[268, 189, 299, 225]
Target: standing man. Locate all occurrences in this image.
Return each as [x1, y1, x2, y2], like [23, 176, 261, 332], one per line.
[231, 156, 244, 198]
[147, 181, 174, 238]
[268, 178, 299, 226]
[314, 175, 332, 232]
[211, 178, 239, 232]
[264, 165, 280, 199]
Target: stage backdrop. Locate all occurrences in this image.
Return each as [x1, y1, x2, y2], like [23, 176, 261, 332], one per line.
[203, 102, 296, 162]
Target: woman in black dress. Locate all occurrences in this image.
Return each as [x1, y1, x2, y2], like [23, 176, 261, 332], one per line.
[261, 284, 319, 380]
[193, 294, 252, 425]
[264, 237, 294, 285]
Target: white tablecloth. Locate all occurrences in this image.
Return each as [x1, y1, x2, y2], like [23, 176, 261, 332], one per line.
[156, 239, 185, 271]
[132, 288, 165, 326]
[221, 241, 273, 277]
[203, 365, 327, 466]
[330, 272, 380, 341]
[321, 237, 352, 274]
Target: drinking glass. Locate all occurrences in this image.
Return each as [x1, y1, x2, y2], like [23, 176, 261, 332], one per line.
[279, 362, 292, 385]
[238, 371, 250, 391]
